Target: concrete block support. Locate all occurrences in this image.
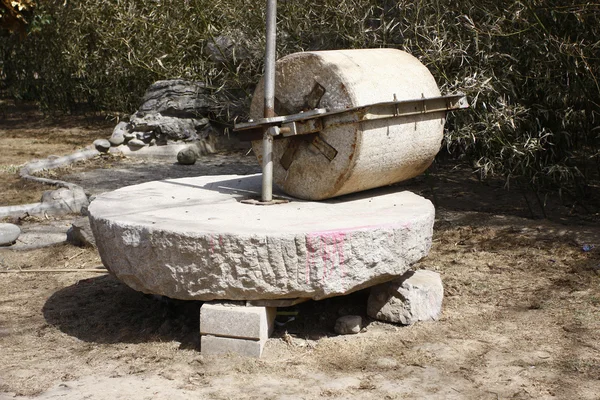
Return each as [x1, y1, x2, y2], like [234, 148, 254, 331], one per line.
[199, 302, 276, 357]
[201, 335, 266, 358]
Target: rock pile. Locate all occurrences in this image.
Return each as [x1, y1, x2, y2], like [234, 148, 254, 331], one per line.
[95, 80, 218, 157]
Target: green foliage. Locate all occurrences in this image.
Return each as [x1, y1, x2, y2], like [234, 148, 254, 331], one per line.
[1, 0, 599, 196]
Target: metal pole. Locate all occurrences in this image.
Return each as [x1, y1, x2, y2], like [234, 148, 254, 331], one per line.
[262, 0, 277, 202]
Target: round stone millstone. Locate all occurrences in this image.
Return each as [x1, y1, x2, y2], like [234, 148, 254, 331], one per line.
[250, 48, 444, 200]
[88, 174, 434, 301]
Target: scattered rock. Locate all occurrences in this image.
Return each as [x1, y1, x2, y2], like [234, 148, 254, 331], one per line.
[40, 186, 89, 215]
[334, 315, 362, 335]
[66, 217, 96, 248]
[0, 223, 21, 246]
[127, 138, 146, 148]
[367, 270, 443, 325]
[109, 122, 129, 146]
[176, 140, 215, 165]
[177, 147, 197, 165]
[124, 132, 136, 142]
[93, 139, 111, 153]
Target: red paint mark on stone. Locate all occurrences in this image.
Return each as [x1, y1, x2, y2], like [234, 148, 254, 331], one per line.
[306, 231, 347, 284]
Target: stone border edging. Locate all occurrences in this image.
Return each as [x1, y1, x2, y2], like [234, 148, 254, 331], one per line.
[0, 143, 195, 219]
[0, 147, 100, 219]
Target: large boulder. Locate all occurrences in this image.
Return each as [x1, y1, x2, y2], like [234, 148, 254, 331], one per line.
[107, 80, 219, 149]
[137, 80, 212, 118]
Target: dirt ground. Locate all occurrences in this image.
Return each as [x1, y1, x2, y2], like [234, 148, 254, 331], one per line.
[1, 100, 600, 399]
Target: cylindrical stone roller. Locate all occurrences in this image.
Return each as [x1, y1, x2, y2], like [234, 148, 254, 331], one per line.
[250, 48, 444, 200]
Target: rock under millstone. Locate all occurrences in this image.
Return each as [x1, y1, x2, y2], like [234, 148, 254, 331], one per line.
[367, 269, 443, 325]
[334, 315, 362, 335]
[88, 174, 435, 301]
[0, 223, 21, 246]
[66, 217, 96, 248]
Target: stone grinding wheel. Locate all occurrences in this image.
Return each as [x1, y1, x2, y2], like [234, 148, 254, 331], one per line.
[250, 48, 445, 201]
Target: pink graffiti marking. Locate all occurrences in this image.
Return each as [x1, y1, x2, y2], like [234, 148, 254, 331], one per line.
[305, 231, 347, 285]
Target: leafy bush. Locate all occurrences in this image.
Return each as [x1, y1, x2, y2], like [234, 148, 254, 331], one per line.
[1, 0, 599, 198]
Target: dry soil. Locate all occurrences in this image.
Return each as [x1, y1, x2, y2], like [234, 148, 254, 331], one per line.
[1, 100, 599, 400]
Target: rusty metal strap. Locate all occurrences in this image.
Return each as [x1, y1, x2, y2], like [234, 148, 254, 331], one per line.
[233, 93, 468, 141]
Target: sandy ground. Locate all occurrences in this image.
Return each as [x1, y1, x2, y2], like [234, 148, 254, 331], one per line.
[1, 100, 600, 399]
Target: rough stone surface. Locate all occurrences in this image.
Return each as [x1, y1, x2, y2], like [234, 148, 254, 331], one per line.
[201, 335, 266, 358]
[367, 269, 443, 325]
[88, 174, 434, 301]
[250, 48, 444, 200]
[66, 217, 96, 248]
[0, 223, 21, 246]
[138, 80, 212, 118]
[129, 113, 208, 143]
[93, 139, 111, 153]
[40, 187, 89, 215]
[200, 302, 276, 340]
[334, 315, 362, 335]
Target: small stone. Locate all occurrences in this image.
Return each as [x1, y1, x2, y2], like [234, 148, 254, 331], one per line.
[367, 270, 443, 325]
[108, 133, 124, 146]
[108, 121, 129, 146]
[93, 139, 111, 153]
[66, 217, 96, 248]
[0, 223, 21, 246]
[127, 138, 146, 148]
[334, 315, 362, 335]
[123, 132, 136, 142]
[177, 147, 197, 165]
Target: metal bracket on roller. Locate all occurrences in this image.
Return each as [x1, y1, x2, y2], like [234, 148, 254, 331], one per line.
[233, 93, 469, 142]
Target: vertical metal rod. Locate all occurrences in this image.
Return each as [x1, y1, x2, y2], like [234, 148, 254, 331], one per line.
[262, 0, 277, 202]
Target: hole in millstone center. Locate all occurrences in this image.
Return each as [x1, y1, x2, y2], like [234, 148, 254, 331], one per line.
[240, 197, 290, 206]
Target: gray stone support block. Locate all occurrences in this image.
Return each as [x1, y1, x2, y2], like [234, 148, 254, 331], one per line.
[199, 302, 276, 341]
[201, 335, 266, 358]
